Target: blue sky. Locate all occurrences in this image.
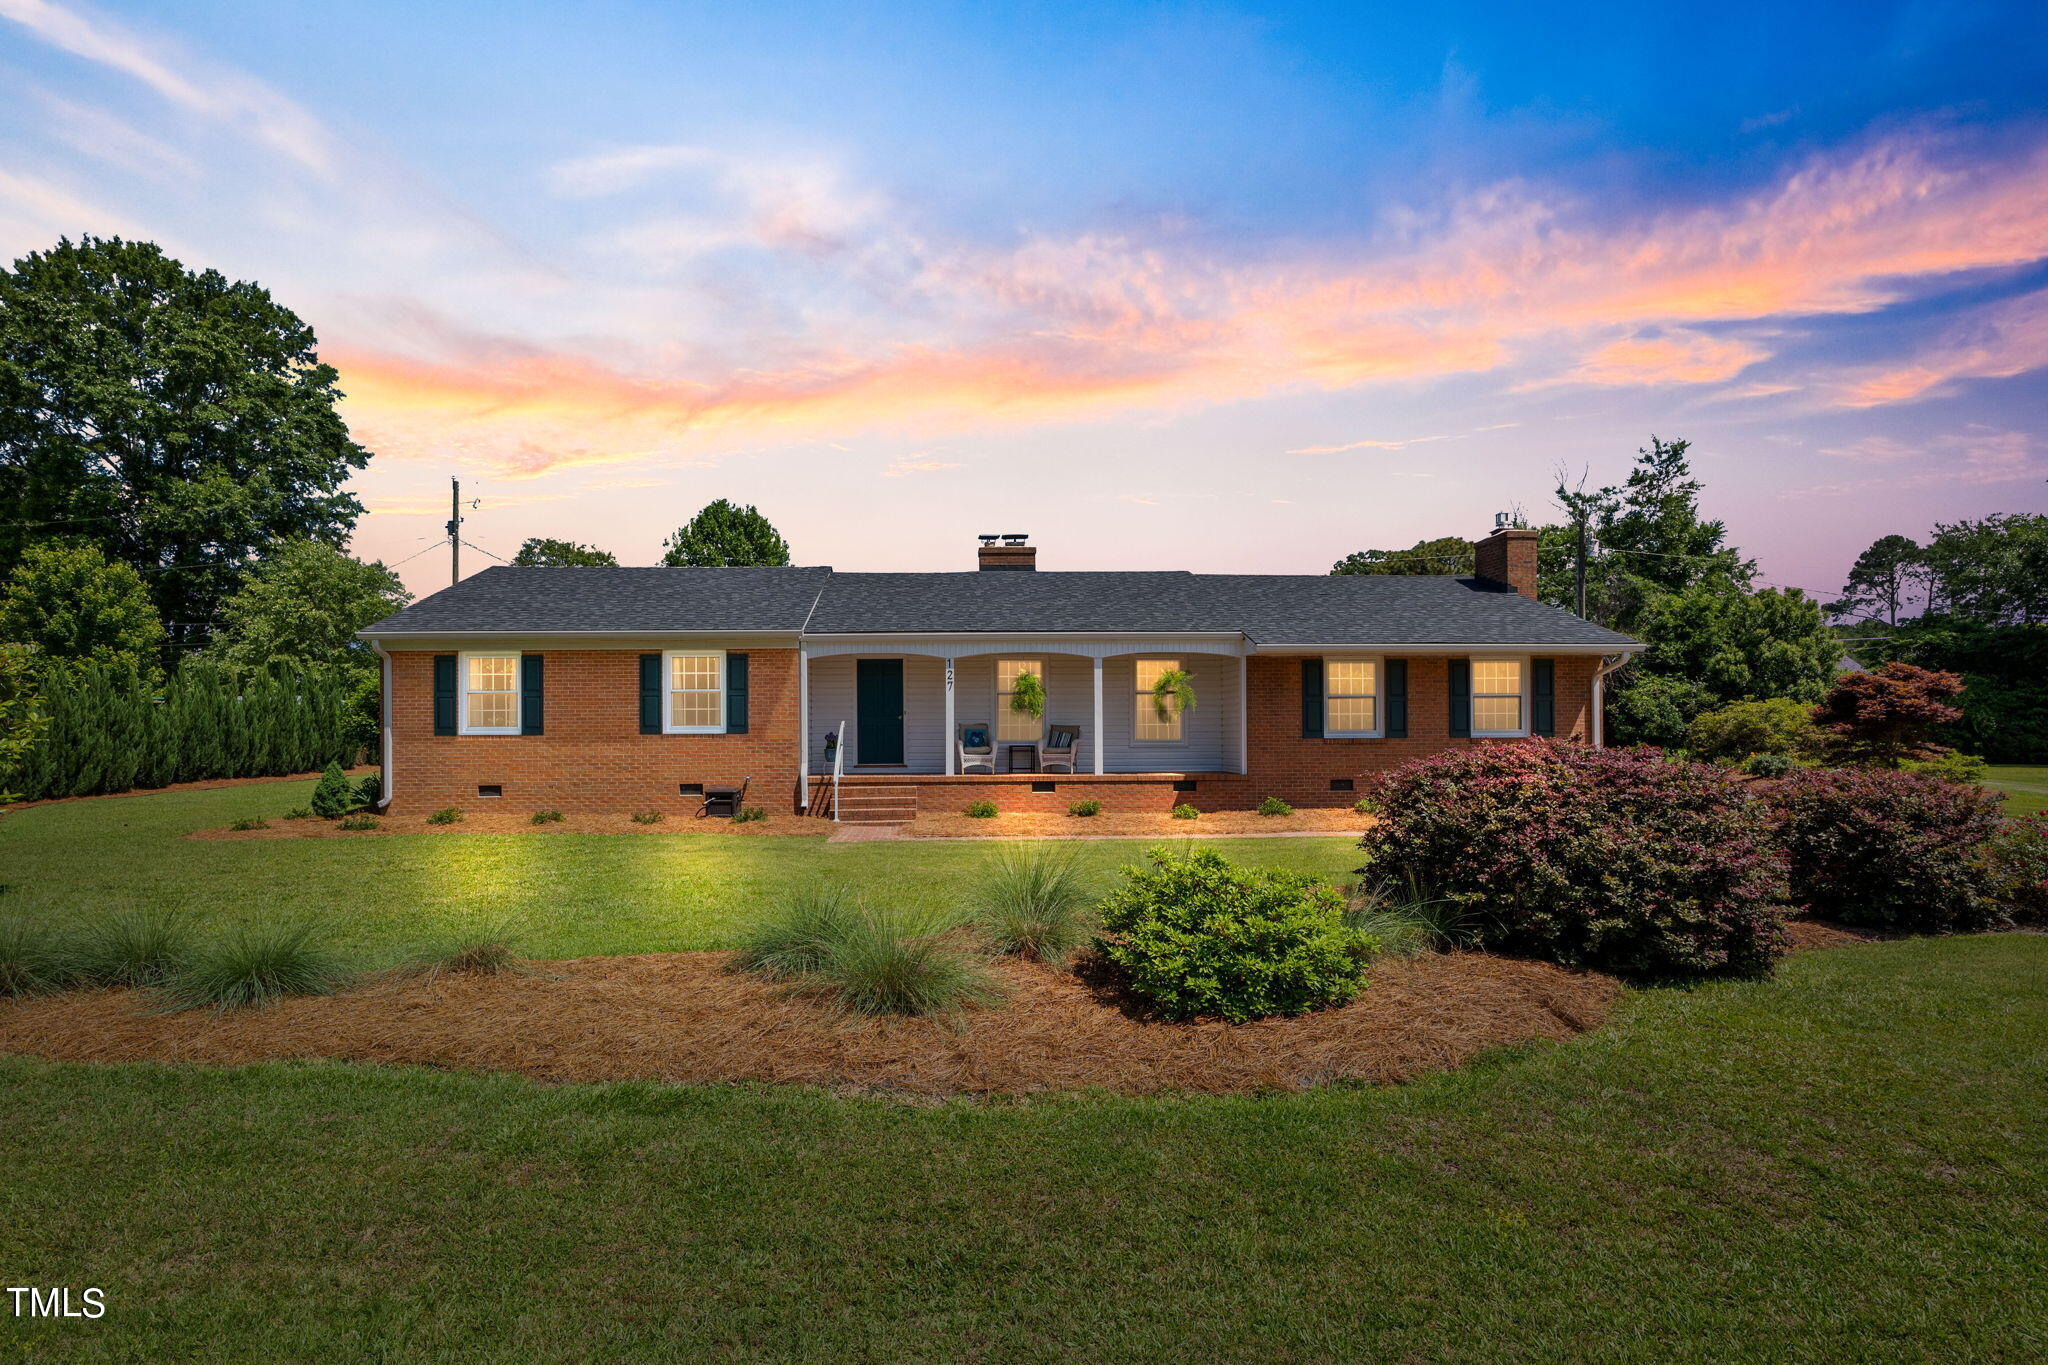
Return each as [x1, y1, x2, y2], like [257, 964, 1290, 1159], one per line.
[2, 0, 2045, 596]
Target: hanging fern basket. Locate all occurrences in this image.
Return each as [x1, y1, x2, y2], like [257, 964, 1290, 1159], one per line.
[1151, 668, 1197, 722]
[1010, 670, 1046, 720]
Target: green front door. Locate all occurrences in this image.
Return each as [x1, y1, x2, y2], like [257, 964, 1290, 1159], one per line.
[855, 659, 905, 765]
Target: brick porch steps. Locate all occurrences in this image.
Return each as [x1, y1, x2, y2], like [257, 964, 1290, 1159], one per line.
[833, 783, 919, 825]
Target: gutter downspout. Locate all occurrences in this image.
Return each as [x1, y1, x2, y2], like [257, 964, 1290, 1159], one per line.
[1591, 652, 1631, 748]
[371, 642, 395, 811]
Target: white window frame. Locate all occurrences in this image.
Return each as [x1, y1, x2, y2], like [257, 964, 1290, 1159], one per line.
[1469, 654, 1532, 739]
[1132, 657, 1187, 745]
[995, 658, 1045, 744]
[1322, 654, 1384, 738]
[458, 650, 521, 736]
[663, 648, 727, 735]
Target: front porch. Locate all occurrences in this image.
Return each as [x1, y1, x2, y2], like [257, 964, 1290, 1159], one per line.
[811, 770, 1256, 823]
[799, 640, 1249, 783]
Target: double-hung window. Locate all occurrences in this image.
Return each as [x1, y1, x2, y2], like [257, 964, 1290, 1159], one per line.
[1471, 658, 1527, 737]
[1133, 658, 1184, 742]
[460, 653, 520, 735]
[1324, 658, 1381, 737]
[995, 659, 1043, 743]
[665, 650, 725, 733]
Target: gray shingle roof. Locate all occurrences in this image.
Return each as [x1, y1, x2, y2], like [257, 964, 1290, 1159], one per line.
[362, 565, 1638, 648]
[360, 566, 832, 634]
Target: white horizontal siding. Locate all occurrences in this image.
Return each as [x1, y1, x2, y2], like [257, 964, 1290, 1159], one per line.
[806, 655, 947, 770]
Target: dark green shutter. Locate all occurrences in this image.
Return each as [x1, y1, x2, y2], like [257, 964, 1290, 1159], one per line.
[520, 655, 544, 735]
[639, 654, 662, 734]
[726, 652, 749, 734]
[432, 655, 457, 735]
[1301, 659, 1324, 738]
[1448, 659, 1472, 738]
[1385, 659, 1408, 738]
[1532, 658, 1555, 736]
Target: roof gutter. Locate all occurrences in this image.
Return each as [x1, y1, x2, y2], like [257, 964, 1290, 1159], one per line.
[1251, 641, 1646, 655]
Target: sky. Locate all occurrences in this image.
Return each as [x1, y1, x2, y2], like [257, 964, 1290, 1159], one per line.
[2, 0, 2045, 600]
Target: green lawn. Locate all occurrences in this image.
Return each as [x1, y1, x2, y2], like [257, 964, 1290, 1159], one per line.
[0, 778, 1364, 961]
[1988, 764, 2048, 818]
[3, 779, 2045, 1359]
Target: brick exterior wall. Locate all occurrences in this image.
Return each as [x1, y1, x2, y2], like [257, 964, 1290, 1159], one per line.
[387, 648, 1595, 814]
[385, 648, 801, 815]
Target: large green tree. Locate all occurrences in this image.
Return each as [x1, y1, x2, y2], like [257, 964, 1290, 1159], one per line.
[512, 537, 619, 567]
[1331, 536, 1475, 576]
[0, 642, 46, 800]
[1918, 514, 2048, 625]
[0, 539, 165, 674]
[0, 237, 368, 646]
[204, 540, 409, 676]
[1830, 533, 1924, 626]
[660, 500, 791, 567]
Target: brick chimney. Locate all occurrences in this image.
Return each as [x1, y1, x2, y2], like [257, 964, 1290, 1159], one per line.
[1474, 515, 1539, 598]
[977, 533, 1036, 571]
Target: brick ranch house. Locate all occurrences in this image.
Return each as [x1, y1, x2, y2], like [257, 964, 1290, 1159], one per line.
[357, 523, 1642, 821]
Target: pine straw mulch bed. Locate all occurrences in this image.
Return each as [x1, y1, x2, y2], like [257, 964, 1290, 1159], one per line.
[0, 950, 1617, 1097]
[188, 811, 838, 841]
[903, 808, 1368, 839]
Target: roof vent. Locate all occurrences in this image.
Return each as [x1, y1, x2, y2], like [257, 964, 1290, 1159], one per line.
[977, 533, 1037, 572]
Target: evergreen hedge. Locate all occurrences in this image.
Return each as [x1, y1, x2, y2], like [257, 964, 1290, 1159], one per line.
[2, 660, 356, 801]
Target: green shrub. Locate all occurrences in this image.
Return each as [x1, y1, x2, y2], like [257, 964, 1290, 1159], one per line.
[731, 885, 871, 980]
[531, 809, 565, 824]
[1360, 740, 1789, 978]
[1901, 750, 1989, 785]
[1743, 752, 1795, 778]
[976, 845, 1091, 964]
[1257, 796, 1293, 817]
[630, 810, 664, 824]
[229, 816, 269, 831]
[427, 807, 463, 825]
[64, 907, 193, 986]
[1686, 698, 1824, 765]
[339, 814, 379, 831]
[1982, 814, 2048, 923]
[282, 805, 313, 820]
[1068, 798, 1102, 817]
[1094, 845, 1368, 1022]
[964, 800, 998, 818]
[353, 773, 381, 809]
[812, 921, 1003, 1017]
[733, 806, 768, 824]
[1770, 768, 2004, 933]
[310, 761, 358, 818]
[1352, 796, 1380, 816]
[156, 922, 354, 1012]
[1171, 803, 1200, 820]
[0, 917, 71, 997]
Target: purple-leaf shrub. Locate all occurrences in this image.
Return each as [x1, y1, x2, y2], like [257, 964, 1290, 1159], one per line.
[1981, 814, 2048, 924]
[1358, 740, 1790, 978]
[1768, 767, 2004, 932]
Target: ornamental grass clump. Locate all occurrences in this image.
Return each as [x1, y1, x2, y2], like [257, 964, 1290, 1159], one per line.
[1344, 875, 1463, 961]
[1359, 739, 1790, 978]
[975, 845, 1092, 964]
[0, 917, 71, 998]
[64, 906, 194, 987]
[156, 922, 354, 1013]
[730, 884, 870, 980]
[400, 921, 526, 981]
[1094, 845, 1369, 1022]
[732, 887, 999, 1016]
[1769, 767, 2004, 933]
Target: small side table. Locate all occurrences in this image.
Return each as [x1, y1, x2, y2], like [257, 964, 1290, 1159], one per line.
[1005, 744, 1039, 774]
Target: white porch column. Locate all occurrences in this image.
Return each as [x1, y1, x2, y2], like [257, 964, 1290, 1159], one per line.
[1237, 654, 1249, 774]
[944, 655, 957, 774]
[1092, 655, 1105, 775]
[797, 648, 810, 808]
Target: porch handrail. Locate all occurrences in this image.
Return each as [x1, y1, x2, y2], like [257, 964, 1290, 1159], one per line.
[830, 721, 845, 822]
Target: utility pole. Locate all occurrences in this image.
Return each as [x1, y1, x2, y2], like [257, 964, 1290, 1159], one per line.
[447, 478, 462, 585]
